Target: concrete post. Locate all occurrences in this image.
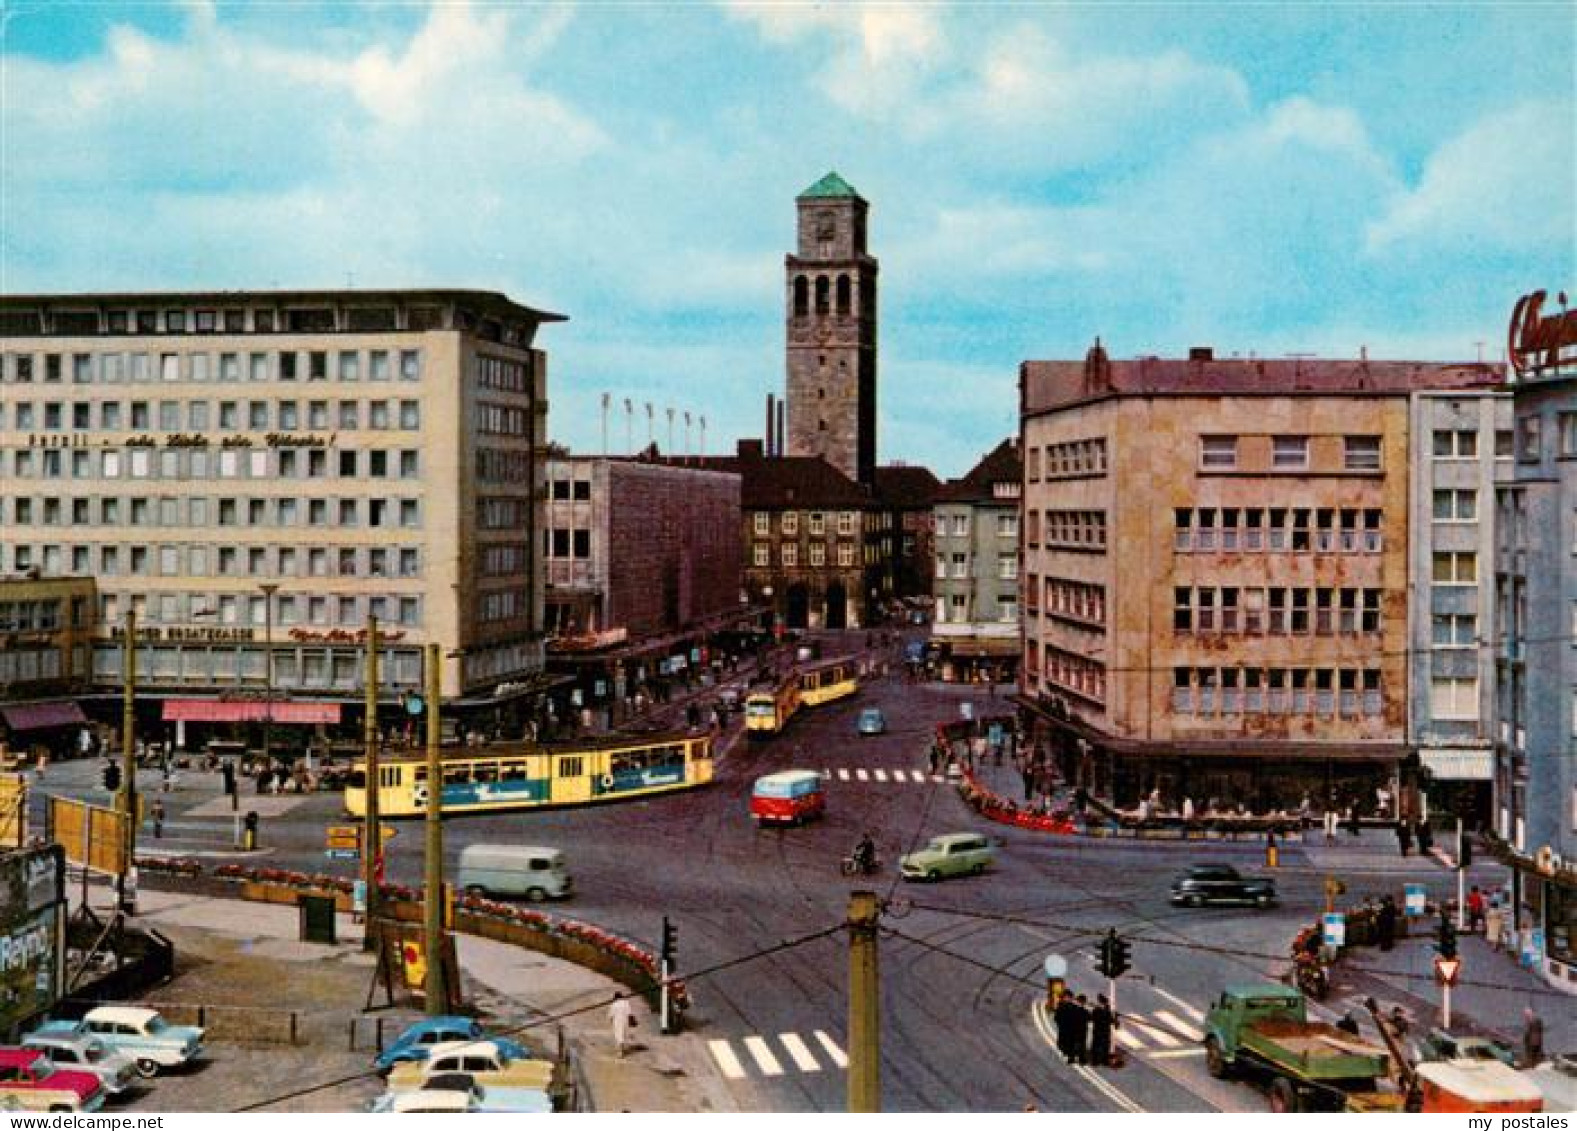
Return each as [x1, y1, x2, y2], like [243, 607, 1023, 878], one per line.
[847, 890, 881, 1112]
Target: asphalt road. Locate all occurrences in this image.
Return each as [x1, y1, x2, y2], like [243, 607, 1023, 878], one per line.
[32, 631, 1472, 1113]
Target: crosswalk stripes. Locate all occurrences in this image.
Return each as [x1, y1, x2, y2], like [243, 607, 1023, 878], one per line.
[1152, 1009, 1204, 1042]
[822, 768, 945, 784]
[1033, 999, 1209, 1059]
[706, 1030, 849, 1081]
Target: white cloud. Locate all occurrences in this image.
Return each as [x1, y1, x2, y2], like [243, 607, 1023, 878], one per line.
[1366, 100, 1574, 253]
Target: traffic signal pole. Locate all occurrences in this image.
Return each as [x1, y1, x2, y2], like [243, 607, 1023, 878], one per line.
[119, 608, 137, 915]
[422, 643, 446, 1015]
[660, 916, 676, 1034]
[362, 617, 381, 949]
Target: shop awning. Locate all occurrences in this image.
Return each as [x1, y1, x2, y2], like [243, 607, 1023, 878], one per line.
[1419, 747, 1494, 782]
[0, 701, 87, 731]
[162, 699, 341, 724]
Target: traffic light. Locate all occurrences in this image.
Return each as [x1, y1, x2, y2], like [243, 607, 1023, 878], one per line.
[1458, 830, 1473, 868]
[1436, 914, 1458, 960]
[1096, 929, 1131, 978]
[102, 762, 121, 792]
[661, 916, 677, 968]
[221, 762, 236, 797]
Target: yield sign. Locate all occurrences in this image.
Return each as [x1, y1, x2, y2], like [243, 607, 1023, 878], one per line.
[1434, 957, 1462, 986]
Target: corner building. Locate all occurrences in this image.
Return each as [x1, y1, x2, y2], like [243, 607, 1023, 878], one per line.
[0, 290, 560, 724]
[1018, 345, 1499, 811]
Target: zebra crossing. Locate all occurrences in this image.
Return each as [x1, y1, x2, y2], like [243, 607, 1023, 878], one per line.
[706, 1029, 848, 1081]
[821, 767, 947, 784]
[1035, 994, 1208, 1061]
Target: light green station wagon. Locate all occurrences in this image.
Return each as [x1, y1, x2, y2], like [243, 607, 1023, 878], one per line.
[899, 832, 995, 881]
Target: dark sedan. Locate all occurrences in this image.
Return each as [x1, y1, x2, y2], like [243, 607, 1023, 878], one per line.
[1169, 864, 1277, 908]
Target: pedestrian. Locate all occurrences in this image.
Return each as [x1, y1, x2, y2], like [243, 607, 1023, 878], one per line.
[1181, 796, 1195, 824]
[1089, 995, 1114, 1068]
[1323, 808, 1338, 844]
[1396, 819, 1412, 858]
[608, 993, 635, 1057]
[1377, 894, 1397, 952]
[1074, 785, 1089, 816]
[1485, 898, 1506, 952]
[1415, 819, 1433, 854]
[151, 799, 165, 839]
[1022, 765, 1036, 802]
[1388, 1006, 1410, 1041]
[1336, 1010, 1361, 1036]
[1069, 994, 1091, 1065]
[1345, 805, 1361, 837]
[1053, 992, 1077, 1062]
[1522, 1007, 1544, 1069]
[1467, 886, 1486, 933]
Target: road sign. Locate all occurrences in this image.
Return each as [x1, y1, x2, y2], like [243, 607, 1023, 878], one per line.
[1404, 883, 1426, 917]
[1434, 957, 1461, 986]
[326, 825, 360, 850]
[324, 848, 358, 860]
[1322, 912, 1346, 948]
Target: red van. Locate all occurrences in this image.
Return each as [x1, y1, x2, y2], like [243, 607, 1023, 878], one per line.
[749, 770, 826, 826]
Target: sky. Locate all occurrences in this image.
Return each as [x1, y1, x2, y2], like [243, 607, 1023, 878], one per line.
[2, 2, 1572, 479]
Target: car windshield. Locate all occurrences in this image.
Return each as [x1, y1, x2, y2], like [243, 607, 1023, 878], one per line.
[745, 700, 776, 718]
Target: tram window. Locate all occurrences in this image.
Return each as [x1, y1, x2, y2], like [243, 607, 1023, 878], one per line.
[472, 764, 499, 784]
[611, 752, 644, 774]
[500, 762, 528, 781]
[383, 767, 400, 787]
[656, 745, 684, 768]
[443, 766, 471, 785]
[558, 756, 583, 779]
[414, 767, 428, 784]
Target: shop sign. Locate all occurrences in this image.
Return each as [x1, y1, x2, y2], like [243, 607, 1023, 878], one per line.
[0, 846, 65, 1034]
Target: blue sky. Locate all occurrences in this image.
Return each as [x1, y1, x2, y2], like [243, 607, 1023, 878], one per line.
[3, 2, 1571, 478]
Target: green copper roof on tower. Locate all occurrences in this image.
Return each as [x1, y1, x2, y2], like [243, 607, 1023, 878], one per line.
[799, 171, 861, 199]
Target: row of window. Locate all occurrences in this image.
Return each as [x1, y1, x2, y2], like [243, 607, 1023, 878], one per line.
[1026, 438, 1108, 481]
[477, 401, 532, 437]
[479, 587, 531, 624]
[753, 543, 859, 568]
[936, 513, 1018, 539]
[7, 542, 422, 581]
[1173, 507, 1384, 553]
[99, 589, 423, 630]
[751, 511, 860, 537]
[545, 529, 593, 560]
[476, 448, 532, 484]
[1171, 667, 1384, 716]
[1198, 433, 1381, 473]
[549, 478, 593, 501]
[5, 492, 422, 531]
[1026, 510, 1107, 551]
[478, 496, 531, 530]
[0, 644, 84, 686]
[0, 347, 422, 386]
[1, 395, 422, 434]
[7, 444, 410, 483]
[790, 273, 868, 318]
[1173, 586, 1383, 635]
[934, 552, 1017, 580]
[477, 355, 531, 394]
[1029, 578, 1107, 626]
[0, 598, 77, 632]
[91, 640, 424, 690]
[934, 593, 1017, 623]
[1027, 645, 1107, 704]
[1432, 429, 1511, 460]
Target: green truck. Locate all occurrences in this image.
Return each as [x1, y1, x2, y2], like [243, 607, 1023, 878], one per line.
[1204, 984, 1391, 1112]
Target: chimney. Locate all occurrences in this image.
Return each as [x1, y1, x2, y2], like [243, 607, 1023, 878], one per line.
[776, 400, 786, 459]
[1188, 346, 1214, 362]
[766, 394, 776, 456]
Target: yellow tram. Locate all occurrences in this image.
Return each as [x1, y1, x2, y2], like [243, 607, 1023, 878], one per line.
[344, 731, 713, 818]
[744, 656, 860, 737]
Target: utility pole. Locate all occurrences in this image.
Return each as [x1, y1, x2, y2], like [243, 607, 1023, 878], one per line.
[118, 608, 138, 915]
[423, 642, 446, 1014]
[847, 890, 880, 1112]
[362, 617, 382, 948]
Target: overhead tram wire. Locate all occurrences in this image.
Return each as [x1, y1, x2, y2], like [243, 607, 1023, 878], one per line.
[233, 919, 848, 1112]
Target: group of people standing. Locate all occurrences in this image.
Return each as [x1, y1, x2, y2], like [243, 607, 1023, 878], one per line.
[1051, 992, 1116, 1067]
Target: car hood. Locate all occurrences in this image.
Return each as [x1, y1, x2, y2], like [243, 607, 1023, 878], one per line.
[34, 1069, 101, 1099]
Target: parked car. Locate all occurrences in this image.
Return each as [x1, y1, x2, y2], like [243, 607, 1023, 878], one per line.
[32, 1006, 204, 1078]
[856, 708, 886, 736]
[374, 1017, 529, 1076]
[1413, 1028, 1518, 1068]
[1169, 864, 1277, 908]
[386, 1041, 552, 1094]
[20, 1034, 137, 1097]
[372, 1072, 552, 1114]
[900, 833, 995, 881]
[0, 1049, 105, 1112]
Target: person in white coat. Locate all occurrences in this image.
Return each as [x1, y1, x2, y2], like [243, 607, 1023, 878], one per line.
[609, 993, 635, 1057]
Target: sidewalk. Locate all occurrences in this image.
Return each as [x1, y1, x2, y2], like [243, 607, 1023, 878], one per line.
[122, 887, 737, 1113]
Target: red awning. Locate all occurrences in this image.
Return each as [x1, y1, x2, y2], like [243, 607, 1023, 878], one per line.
[161, 700, 341, 724]
[0, 701, 87, 731]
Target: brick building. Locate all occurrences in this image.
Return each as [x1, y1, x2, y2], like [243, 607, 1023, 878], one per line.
[1018, 342, 1501, 811]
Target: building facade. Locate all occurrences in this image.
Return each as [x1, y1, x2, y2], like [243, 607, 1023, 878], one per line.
[872, 465, 941, 605]
[931, 439, 1022, 681]
[0, 576, 96, 755]
[0, 290, 560, 733]
[784, 172, 878, 485]
[1406, 390, 1513, 816]
[1495, 291, 1577, 991]
[1018, 344, 1500, 811]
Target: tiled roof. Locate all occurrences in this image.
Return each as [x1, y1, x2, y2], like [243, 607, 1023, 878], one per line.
[799, 171, 862, 200]
[936, 438, 1021, 502]
[660, 449, 871, 508]
[872, 465, 942, 509]
[1022, 351, 1503, 415]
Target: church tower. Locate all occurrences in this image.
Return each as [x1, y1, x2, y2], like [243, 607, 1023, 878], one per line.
[784, 171, 877, 484]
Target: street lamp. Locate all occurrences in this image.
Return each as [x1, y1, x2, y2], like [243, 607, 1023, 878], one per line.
[259, 583, 279, 765]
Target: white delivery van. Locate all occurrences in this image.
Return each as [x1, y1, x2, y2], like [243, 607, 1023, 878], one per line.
[457, 844, 572, 901]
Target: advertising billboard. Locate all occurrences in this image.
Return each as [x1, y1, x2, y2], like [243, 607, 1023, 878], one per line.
[1, 844, 65, 1038]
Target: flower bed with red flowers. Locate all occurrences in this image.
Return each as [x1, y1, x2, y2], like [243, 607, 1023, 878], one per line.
[958, 772, 1077, 835]
[140, 859, 688, 1010]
